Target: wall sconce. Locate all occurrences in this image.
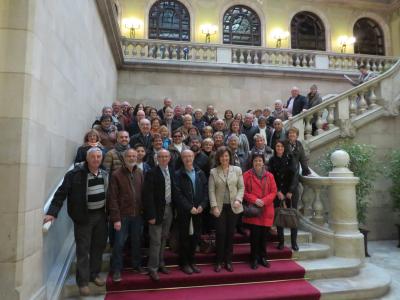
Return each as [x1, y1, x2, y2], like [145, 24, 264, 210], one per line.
[200, 24, 217, 43]
[338, 36, 356, 53]
[123, 18, 141, 39]
[271, 28, 289, 48]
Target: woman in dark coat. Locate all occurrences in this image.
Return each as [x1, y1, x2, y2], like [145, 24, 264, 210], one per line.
[74, 129, 106, 165]
[268, 140, 299, 251]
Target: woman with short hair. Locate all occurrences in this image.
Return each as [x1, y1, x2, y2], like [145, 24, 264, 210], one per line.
[209, 146, 244, 272]
[242, 153, 277, 269]
[74, 129, 105, 164]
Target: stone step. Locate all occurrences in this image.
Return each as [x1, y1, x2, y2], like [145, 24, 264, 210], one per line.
[312, 263, 391, 300]
[70, 242, 328, 274]
[65, 254, 360, 299]
[61, 272, 107, 299]
[298, 256, 362, 280]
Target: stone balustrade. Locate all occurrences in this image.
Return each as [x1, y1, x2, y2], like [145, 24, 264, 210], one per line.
[299, 150, 364, 259]
[286, 59, 400, 143]
[121, 37, 397, 72]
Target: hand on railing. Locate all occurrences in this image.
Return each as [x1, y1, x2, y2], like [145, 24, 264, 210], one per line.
[43, 215, 56, 233]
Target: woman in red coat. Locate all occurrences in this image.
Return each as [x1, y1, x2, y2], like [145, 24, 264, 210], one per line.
[243, 152, 277, 269]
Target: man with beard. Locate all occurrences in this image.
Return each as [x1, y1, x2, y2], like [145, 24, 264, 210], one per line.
[103, 131, 130, 173]
[108, 149, 145, 282]
[189, 136, 209, 175]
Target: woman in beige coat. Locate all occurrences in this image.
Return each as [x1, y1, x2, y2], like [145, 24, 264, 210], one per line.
[209, 146, 244, 272]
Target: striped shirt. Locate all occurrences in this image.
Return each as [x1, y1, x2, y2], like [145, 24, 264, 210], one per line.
[87, 172, 106, 210]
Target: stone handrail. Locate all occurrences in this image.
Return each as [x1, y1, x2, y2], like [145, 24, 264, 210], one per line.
[286, 59, 400, 143]
[299, 150, 364, 259]
[42, 164, 74, 233]
[121, 37, 398, 72]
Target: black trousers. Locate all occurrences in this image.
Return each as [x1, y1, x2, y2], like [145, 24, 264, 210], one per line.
[248, 224, 269, 261]
[178, 213, 202, 266]
[215, 204, 239, 264]
[74, 209, 107, 287]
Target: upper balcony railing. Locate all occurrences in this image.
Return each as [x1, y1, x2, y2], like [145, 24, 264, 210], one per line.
[285, 59, 400, 145]
[121, 37, 398, 73]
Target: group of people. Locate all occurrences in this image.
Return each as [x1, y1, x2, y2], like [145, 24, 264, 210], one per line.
[44, 86, 315, 297]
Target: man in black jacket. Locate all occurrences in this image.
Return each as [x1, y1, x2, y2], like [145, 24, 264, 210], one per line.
[241, 113, 258, 149]
[286, 87, 308, 117]
[175, 150, 209, 274]
[130, 118, 153, 152]
[43, 147, 108, 296]
[142, 149, 176, 281]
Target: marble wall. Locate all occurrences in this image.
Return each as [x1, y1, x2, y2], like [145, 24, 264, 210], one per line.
[117, 69, 352, 113]
[0, 0, 117, 299]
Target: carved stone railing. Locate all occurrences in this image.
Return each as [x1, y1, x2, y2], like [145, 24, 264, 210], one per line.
[299, 150, 364, 259]
[286, 59, 400, 147]
[121, 37, 397, 72]
[122, 38, 217, 63]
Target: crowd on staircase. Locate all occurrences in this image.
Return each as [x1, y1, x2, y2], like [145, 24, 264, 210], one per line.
[43, 84, 327, 297]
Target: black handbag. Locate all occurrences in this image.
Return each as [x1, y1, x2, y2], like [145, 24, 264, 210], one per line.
[274, 198, 298, 229]
[243, 174, 267, 218]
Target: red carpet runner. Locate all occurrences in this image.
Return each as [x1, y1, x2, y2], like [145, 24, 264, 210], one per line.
[105, 233, 320, 300]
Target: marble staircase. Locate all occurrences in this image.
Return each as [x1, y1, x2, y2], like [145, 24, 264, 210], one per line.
[60, 227, 391, 300]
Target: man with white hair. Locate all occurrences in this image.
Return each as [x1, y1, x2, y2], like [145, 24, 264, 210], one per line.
[272, 100, 289, 121]
[158, 97, 173, 120]
[184, 104, 194, 116]
[286, 86, 308, 117]
[130, 118, 153, 152]
[175, 150, 208, 274]
[128, 109, 146, 136]
[44, 147, 108, 296]
[143, 149, 177, 281]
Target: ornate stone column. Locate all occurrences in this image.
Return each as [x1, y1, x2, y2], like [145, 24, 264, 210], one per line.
[328, 150, 365, 259]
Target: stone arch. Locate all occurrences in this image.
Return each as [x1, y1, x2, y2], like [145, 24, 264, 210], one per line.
[219, 0, 266, 46]
[349, 12, 391, 56]
[287, 6, 331, 51]
[144, 0, 196, 41]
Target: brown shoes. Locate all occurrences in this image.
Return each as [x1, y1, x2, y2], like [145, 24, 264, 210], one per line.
[79, 286, 90, 296]
[91, 275, 106, 286]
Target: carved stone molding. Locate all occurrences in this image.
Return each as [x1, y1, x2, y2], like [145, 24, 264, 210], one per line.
[384, 93, 400, 116]
[96, 0, 124, 68]
[339, 119, 356, 138]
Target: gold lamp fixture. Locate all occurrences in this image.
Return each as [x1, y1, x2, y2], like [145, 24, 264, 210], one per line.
[123, 18, 141, 39]
[338, 35, 356, 53]
[271, 28, 289, 48]
[200, 24, 218, 43]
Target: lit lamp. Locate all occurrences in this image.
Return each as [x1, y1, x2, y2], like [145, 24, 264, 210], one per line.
[271, 28, 289, 48]
[338, 36, 356, 53]
[123, 18, 141, 39]
[200, 24, 217, 43]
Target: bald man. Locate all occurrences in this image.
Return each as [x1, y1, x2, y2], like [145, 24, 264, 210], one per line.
[286, 87, 308, 117]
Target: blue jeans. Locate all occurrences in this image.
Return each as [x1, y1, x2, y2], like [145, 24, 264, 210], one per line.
[111, 215, 143, 272]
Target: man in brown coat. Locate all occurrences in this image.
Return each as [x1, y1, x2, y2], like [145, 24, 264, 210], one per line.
[108, 148, 145, 282]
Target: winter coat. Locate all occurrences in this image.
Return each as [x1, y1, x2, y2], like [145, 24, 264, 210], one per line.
[242, 170, 277, 227]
